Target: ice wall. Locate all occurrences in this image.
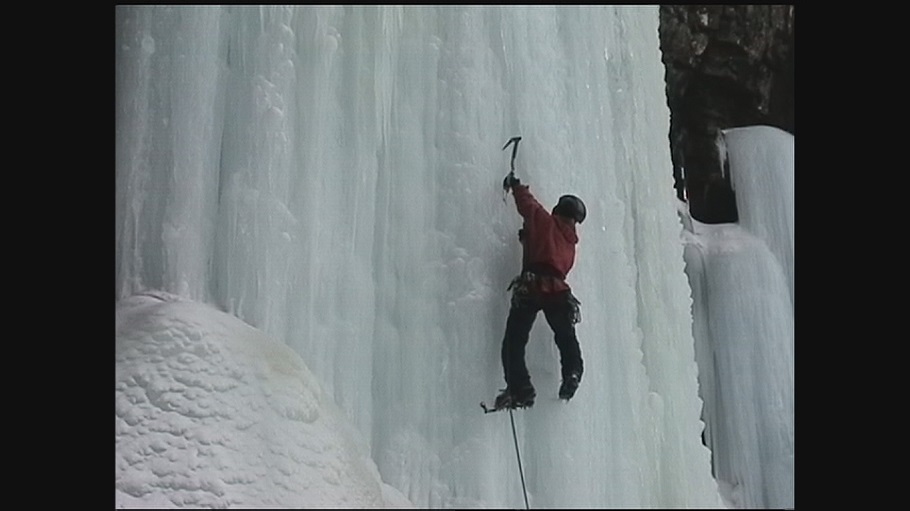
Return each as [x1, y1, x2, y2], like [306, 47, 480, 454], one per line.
[683, 126, 795, 508]
[116, 6, 723, 508]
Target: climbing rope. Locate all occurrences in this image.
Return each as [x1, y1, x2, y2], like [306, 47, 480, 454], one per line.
[508, 408, 530, 510]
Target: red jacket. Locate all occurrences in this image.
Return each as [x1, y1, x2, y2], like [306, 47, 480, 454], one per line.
[512, 184, 578, 293]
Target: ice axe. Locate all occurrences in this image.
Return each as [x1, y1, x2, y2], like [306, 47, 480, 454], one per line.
[502, 136, 521, 192]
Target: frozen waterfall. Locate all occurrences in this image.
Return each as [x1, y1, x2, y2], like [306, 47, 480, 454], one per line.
[114, 6, 766, 508]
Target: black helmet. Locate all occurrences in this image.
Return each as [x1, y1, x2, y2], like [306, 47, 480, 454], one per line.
[553, 194, 586, 224]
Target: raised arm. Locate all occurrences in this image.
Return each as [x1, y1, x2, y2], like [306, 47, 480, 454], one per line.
[512, 184, 548, 221]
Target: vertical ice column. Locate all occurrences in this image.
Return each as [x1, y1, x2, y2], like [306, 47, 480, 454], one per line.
[115, 6, 226, 301]
[723, 126, 794, 303]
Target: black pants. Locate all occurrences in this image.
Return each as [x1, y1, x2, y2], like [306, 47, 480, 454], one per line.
[501, 290, 583, 390]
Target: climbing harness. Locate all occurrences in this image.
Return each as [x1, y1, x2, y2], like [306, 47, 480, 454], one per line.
[507, 272, 582, 325]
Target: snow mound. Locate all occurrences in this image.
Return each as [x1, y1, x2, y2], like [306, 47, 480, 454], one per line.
[115, 292, 413, 508]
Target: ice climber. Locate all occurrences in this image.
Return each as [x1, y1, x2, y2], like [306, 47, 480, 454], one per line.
[495, 173, 585, 410]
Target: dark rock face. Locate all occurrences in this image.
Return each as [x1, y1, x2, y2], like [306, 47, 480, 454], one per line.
[659, 5, 794, 223]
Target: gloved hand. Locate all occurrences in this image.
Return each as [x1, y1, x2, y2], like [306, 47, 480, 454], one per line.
[502, 172, 521, 191]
